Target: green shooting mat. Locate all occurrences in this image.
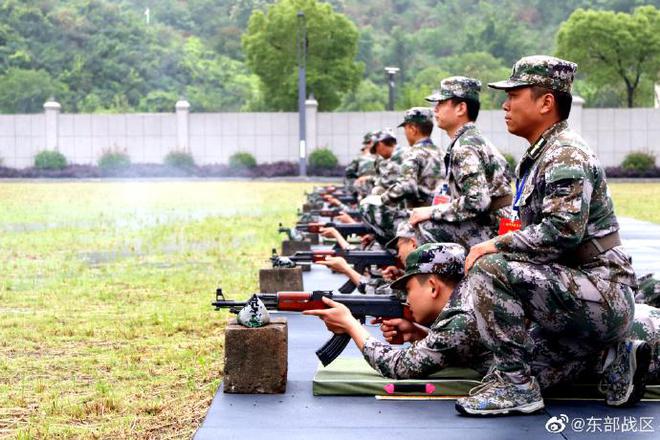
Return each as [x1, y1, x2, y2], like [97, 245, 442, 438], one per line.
[313, 357, 660, 400]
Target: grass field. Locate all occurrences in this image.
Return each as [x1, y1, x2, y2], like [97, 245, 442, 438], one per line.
[0, 180, 656, 439]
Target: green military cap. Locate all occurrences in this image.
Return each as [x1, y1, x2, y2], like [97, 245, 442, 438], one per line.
[398, 107, 434, 127]
[488, 55, 577, 93]
[362, 131, 376, 145]
[370, 129, 397, 154]
[425, 76, 481, 103]
[390, 242, 466, 291]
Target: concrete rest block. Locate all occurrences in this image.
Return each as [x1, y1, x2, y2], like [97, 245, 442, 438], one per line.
[259, 267, 304, 293]
[302, 203, 313, 212]
[281, 240, 311, 255]
[304, 233, 319, 245]
[223, 317, 287, 394]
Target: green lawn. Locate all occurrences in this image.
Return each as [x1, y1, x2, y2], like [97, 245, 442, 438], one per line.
[0, 181, 314, 439]
[0, 180, 657, 439]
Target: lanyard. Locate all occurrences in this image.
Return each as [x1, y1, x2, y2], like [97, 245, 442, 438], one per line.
[513, 172, 529, 212]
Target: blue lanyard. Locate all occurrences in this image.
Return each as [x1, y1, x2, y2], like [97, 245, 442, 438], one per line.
[513, 172, 529, 212]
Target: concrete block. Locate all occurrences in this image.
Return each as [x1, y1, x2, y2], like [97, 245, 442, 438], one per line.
[281, 240, 311, 255]
[259, 267, 304, 293]
[223, 317, 287, 394]
[304, 233, 319, 245]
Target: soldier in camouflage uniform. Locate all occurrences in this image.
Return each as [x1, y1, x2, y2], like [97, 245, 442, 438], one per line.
[410, 76, 513, 249]
[344, 132, 377, 195]
[456, 56, 648, 416]
[304, 243, 492, 379]
[378, 107, 445, 209]
[360, 129, 406, 240]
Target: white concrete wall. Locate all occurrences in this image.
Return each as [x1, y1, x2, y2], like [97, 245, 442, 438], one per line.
[0, 105, 658, 169]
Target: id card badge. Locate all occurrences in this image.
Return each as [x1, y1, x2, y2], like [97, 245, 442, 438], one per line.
[432, 182, 450, 206]
[498, 216, 521, 235]
[499, 172, 528, 235]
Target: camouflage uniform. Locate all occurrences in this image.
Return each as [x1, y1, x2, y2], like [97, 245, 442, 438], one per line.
[380, 108, 445, 209]
[360, 129, 406, 240]
[468, 57, 637, 388]
[419, 76, 513, 249]
[346, 132, 377, 197]
[628, 304, 660, 383]
[362, 243, 491, 379]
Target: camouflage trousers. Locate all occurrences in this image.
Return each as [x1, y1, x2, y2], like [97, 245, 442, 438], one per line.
[417, 218, 496, 249]
[468, 253, 635, 388]
[628, 303, 660, 383]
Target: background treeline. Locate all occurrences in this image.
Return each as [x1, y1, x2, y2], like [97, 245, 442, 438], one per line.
[0, 0, 658, 113]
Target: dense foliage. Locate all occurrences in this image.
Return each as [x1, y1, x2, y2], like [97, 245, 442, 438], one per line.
[0, 0, 656, 113]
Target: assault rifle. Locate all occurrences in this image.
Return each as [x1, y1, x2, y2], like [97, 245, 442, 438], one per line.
[295, 221, 372, 236]
[298, 208, 362, 220]
[213, 289, 412, 366]
[273, 248, 398, 293]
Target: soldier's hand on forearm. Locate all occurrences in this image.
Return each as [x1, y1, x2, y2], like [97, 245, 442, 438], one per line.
[360, 234, 375, 247]
[303, 297, 370, 351]
[317, 256, 350, 274]
[381, 265, 403, 281]
[319, 226, 340, 239]
[465, 238, 498, 274]
[376, 318, 426, 343]
[335, 213, 356, 224]
[409, 206, 434, 225]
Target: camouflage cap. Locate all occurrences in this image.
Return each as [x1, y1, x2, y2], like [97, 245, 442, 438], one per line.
[370, 128, 397, 153]
[488, 55, 577, 93]
[362, 131, 376, 146]
[425, 76, 481, 103]
[398, 107, 434, 127]
[390, 242, 466, 291]
[385, 221, 417, 250]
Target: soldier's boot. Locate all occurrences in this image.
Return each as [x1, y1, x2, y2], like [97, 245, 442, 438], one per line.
[598, 339, 651, 407]
[455, 370, 544, 416]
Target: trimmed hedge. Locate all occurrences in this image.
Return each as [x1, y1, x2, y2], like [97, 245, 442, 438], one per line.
[98, 149, 131, 172]
[0, 161, 342, 178]
[228, 152, 257, 169]
[164, 150, 196, 170]
[622, 151, 656, 173]
[35, 150, 67, 170]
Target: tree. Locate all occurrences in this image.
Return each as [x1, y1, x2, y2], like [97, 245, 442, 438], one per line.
[242, 0, 363, 111]
[0, 68, 68, 113]
[337, 79, 387, 111]
[556, 6, 660, 107]
[438, 52, 512, 110]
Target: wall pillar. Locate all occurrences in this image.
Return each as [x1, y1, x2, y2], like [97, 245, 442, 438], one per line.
[175, 99, 191, 151]
[569, 95, 585, 136]
[305, 95, 318, 152]
[43, 99, 61, 150]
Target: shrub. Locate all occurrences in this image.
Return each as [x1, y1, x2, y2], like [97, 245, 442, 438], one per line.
[308, 148, 338, 169]
[164, 150, 196, 170]
[34, 150, 67, 170]
[98, 148, 131, 171]
[503, 153, 517, 173]
[228, 151, 257, 169]
[621, 151, 655, 173]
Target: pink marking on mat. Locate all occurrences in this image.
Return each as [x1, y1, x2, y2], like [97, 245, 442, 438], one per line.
[384, 384, 395, 394]
[425, 384, 436, 394]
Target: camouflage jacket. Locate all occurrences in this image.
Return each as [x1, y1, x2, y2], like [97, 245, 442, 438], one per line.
[390, 145, 406, 165]
[432, 122, 512, 223]
[361, 280, 490, 379]
[371, 156, 401, 196]
[494, 121, 636, 286]
[380, 138, 445, 207]
[344, 156, 361, 186]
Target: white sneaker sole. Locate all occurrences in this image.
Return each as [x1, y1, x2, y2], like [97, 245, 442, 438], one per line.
[455, 399, 545, 416]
